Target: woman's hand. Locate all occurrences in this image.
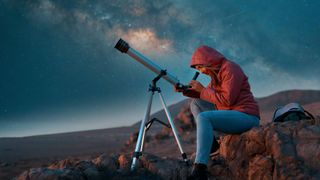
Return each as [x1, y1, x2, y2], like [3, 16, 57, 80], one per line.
[189, 80, 205, 93]
[173, 85, 184, 92]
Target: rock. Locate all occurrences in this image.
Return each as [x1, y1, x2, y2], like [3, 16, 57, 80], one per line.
[140, 153, 191, 180]
[125, 132, 139, 147]
[118, 154, 131, 170]
[15, 168, 84, 180]
[208, 156, 232, 179]
[82, 167, 101, 180]
[219, 119, 319, 180]
[48, 158, 77, 169]
[177, 106, 195, 130]
[295, 124, 320, 174]
[92, 153, 119, 171]
[248, 155, 273, 180]
[74, 160, 95, 171]
[245, 128, 266, 156]
[154, 126, 172, 140]
[16, 158, 115, 180]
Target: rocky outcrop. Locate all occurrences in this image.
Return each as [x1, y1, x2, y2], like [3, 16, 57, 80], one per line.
[14, 153, 186, 180]
[215, 118, 320, 179]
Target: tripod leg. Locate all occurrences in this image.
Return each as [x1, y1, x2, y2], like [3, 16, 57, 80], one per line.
[140, 126, 147, 152]
[158, 92, 189, 164]
[131, 91, 154, 171]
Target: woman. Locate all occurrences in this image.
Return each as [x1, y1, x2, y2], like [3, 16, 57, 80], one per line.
[176, 45, 260, 180]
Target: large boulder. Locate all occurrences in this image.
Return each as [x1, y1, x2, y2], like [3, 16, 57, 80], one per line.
[217, 119, 320, 180]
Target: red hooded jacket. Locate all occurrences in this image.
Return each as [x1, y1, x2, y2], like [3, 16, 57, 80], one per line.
[189, 45, 260, 118]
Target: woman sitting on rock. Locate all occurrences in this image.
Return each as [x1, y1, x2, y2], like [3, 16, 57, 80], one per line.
[175, 45, 260, 180]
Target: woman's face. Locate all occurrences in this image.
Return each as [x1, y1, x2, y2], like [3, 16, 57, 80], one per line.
[195, 65, 219, 76]
[195, 65, 211, 75]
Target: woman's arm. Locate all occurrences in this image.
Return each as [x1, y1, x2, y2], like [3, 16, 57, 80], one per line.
[174, 85, 200, 98]
[200, 65, 244, 106]
[182, 90, 200, 98]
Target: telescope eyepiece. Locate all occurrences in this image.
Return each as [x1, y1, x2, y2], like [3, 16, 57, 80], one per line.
[114, 39, 130, 53]
[192, 72, 200, 80]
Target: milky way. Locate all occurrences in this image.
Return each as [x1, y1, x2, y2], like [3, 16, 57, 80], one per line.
[0, 0, 319, 136]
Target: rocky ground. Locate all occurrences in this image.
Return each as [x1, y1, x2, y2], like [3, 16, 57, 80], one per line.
[13, 102, 320, 180]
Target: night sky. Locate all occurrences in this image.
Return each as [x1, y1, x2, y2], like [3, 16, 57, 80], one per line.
[1, 0, 319, 137]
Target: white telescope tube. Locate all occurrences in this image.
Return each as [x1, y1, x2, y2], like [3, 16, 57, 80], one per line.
[114, 39, 186, 88]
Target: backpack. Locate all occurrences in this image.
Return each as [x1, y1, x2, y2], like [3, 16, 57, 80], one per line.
[272, 102, 315, 122]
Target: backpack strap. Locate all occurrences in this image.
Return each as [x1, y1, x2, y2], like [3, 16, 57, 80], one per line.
[272, 107, 281, 122]
[304, 110, 315, 120]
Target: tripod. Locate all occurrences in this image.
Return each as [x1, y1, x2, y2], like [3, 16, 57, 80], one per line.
[131, 70, 189, 171]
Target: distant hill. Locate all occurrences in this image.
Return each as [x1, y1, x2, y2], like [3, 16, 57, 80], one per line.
[256, 89, 320, 112]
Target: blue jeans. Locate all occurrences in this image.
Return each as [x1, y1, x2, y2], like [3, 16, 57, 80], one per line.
[190, 99, 260, 165]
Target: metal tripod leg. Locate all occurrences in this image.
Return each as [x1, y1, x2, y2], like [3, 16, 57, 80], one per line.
[131, 91, 154, 171]
[158, 91, 189, 163]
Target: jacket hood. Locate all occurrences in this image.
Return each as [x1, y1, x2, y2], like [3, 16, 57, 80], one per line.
[190, 45, 225, 69]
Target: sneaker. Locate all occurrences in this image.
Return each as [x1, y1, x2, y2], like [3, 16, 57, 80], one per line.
[187, 163, 208, 180]
[209, 137, 220, 157]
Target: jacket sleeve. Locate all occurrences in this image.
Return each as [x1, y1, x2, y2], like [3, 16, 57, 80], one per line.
[200, 66, 244, 106]
[183, 90, 200, 98]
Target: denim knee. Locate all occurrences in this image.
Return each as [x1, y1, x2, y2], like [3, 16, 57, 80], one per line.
[196, 112, 211, 124]
[190, 99, 215, 117]
[190, 99, 201, 116]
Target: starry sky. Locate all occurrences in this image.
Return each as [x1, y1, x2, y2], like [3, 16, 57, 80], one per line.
[1, 0, 319, 137]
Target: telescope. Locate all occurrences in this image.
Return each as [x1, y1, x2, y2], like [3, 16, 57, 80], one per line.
[114, 39, 189, 90]
[114, 38, 192, 171]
